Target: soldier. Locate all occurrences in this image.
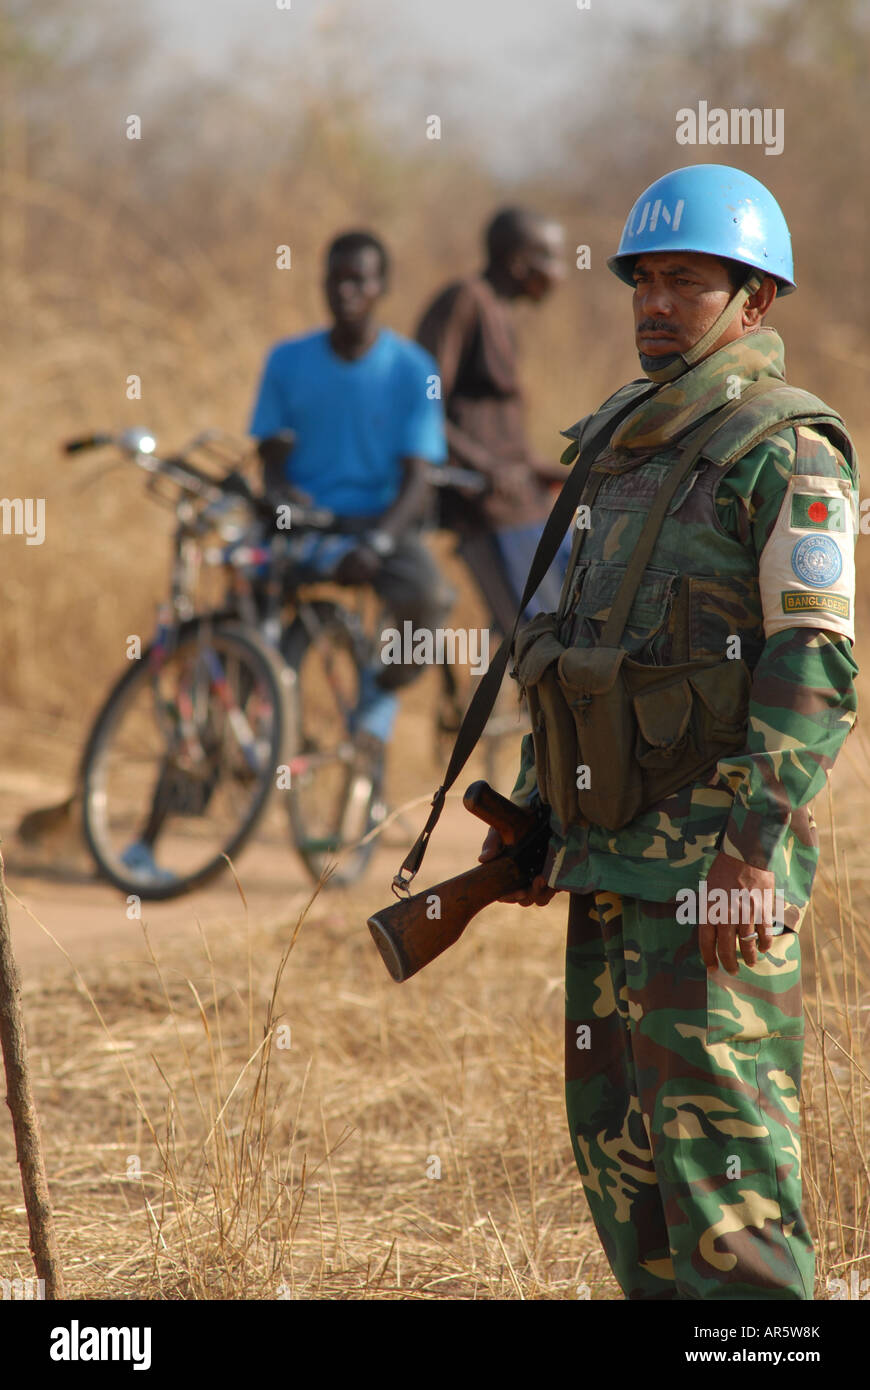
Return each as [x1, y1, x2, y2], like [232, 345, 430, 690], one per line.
[481, 164, 859, 1300]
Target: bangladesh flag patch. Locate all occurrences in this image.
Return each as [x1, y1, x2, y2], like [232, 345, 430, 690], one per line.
[790, 492, 846, 531]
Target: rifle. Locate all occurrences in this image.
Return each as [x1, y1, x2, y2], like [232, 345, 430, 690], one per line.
[367, 781, 550, 982]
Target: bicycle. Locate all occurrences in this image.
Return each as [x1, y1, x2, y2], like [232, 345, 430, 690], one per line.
[67, 427, 389, 898]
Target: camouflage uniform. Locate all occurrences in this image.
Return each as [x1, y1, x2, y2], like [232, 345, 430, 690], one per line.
[511, 328, 858, 1300]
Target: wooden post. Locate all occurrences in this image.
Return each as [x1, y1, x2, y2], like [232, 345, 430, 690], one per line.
[0, 852, 65, 1299]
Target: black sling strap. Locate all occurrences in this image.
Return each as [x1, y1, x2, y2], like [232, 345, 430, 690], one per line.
[390, 386, 656, 895]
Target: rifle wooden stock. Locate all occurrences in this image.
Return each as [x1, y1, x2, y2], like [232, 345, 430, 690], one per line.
[368, 782, 548, 982]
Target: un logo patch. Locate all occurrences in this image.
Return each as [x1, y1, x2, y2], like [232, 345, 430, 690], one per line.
[791, 534, 843, 588]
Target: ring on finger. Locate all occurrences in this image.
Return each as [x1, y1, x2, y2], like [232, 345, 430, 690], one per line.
[739, 931, 758, 942]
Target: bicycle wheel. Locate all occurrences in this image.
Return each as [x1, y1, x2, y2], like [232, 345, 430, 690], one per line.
[81, 619, 293, 899]
[280, 601, 385, 888]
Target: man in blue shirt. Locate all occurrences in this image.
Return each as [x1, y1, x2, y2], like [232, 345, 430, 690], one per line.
[249, 230, 453, 744]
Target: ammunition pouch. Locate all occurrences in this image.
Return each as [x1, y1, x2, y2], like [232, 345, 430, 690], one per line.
[514, 612, 750, 830]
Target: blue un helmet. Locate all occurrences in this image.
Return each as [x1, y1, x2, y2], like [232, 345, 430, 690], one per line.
[608, 163, 795, 294]
[608, 165, 795, 382]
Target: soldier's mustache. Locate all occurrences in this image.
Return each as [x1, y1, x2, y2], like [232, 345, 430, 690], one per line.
[638, 319, 679, 334]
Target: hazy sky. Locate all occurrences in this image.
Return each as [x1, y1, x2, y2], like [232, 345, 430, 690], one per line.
[142, 0, 681, 173]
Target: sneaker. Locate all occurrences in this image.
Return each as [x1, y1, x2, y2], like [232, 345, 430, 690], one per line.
[119, 840, 177, 887]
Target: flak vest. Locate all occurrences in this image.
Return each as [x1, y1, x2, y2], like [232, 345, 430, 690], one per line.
[514, 380, 856, 832]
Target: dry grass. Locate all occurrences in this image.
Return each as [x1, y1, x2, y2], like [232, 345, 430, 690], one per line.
[0, 764, 868, 1301]
[0, 867, 618, 1300]
[801, 741, 870, 1298]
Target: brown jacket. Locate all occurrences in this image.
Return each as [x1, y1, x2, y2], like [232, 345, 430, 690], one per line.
[416, 275, 551, 530]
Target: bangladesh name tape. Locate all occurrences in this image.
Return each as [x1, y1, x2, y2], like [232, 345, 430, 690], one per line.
[781, 591, 850, 618]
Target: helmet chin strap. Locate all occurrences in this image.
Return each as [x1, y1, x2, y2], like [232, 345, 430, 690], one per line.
[640, 271, 763, 383]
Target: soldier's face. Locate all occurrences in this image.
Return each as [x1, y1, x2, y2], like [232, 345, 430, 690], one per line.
[631, 252, 738, 360]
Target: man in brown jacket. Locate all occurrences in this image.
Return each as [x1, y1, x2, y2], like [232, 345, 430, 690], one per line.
[416, 208, 567, 634]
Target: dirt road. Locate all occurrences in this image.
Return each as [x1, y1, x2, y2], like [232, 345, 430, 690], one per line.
[0, 698, 523, 976]
[3, 658, 868, 980]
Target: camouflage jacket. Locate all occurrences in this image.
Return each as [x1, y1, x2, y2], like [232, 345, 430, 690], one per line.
[510, 329, 859, 928]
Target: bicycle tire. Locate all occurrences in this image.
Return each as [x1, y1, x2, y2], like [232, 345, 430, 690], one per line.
[280, 600, 385, 888]
[81, 618, 294, 899]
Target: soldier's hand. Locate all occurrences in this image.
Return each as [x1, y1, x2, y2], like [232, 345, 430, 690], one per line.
[700, 850, 776, 975]
[479, 827, 556, 906]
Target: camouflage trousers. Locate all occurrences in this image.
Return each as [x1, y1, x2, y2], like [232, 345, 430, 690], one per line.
[565, 890, 813, 1300]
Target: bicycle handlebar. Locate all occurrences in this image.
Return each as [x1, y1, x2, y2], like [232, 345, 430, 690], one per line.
[64, 434, 487, 501]
[63, 427, 338, 531]
[427, 463, 489, 495]
[425, 462, 567, 493]
[63, 433, 114, 454]
[64, 428, 243, 500]
[157, 452, 228, 499]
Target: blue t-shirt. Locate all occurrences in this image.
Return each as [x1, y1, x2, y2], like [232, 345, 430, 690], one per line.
[248, 327, 446, 517]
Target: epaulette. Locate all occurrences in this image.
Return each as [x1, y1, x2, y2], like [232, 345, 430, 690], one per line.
[699, 385, 855, 476]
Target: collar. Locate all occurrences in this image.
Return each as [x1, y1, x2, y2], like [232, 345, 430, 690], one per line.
[610, 327, 787, 452]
